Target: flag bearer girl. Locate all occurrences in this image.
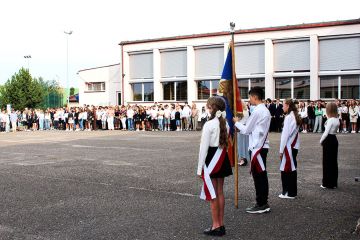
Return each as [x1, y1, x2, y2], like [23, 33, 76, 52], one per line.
[197, 96, 232, 237]
[279, 99, 301, 199]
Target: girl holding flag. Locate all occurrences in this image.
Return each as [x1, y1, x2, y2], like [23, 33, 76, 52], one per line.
[197, 96, 232, 237]
[279, 99, 301, 199]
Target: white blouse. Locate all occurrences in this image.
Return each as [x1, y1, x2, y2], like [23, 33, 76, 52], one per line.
[279, 111, 300, 154]
[197, 117, 220, 175]
[234, 103, 271, 151]
[320, 117, 340, 144]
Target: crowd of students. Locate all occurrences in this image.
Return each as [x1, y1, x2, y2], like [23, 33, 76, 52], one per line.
[0, 103, 208, 133]
[265, 98, 360, 133]
[1, 98, 359, 134]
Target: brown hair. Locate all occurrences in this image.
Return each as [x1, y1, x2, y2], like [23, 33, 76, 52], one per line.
[326, 102, 338, 118]
[207, 97, 228, 149]
[284, 98, 302, 126]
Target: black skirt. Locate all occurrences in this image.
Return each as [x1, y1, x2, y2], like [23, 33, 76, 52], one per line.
[205, 147, 233, 178]
[322, 134, 338, 188]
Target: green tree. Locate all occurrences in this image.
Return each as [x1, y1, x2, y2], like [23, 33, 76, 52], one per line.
[0, 68, 46, 110]
[70, 87, 75, 96]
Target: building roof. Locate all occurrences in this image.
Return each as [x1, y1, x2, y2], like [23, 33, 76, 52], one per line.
[119, 18, 360, 46]
[77, 63, 120, 73]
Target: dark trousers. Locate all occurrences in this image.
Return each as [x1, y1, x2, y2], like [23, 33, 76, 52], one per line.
[322, 134, 338, 188]
[275, 117, 283, 132]
[250, 148, 269, 206]
[281, 149, 298, 197]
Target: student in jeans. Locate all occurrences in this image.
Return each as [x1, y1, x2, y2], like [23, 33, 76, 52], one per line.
[175, 105, 182, 131]
[313, 101, 323, 133]
[164, 105, 171, 131]
[158, 107, 165, 131]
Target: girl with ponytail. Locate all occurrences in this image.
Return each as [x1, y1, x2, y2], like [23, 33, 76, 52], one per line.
[197, 96, 232, 237]
[279, 99, 301, 199]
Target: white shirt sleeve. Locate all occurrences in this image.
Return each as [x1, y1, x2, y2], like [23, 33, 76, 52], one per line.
[197, 123, 211, 175]
[279, 116, 290, 154]
[320, 119, 331, 144]
[234, 110, 257, 135]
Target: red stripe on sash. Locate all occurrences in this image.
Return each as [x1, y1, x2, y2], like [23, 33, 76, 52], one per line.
[283, 133, 298, 173]
[201, 149, 227, 201]
[202, 171, 211, 200]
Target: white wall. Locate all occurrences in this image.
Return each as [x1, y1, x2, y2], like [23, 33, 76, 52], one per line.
[78, 64, 121, 106]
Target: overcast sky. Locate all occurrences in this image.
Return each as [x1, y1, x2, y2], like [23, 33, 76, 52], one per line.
[0, 0, 359, 87]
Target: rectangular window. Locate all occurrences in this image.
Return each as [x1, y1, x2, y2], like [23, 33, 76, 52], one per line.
[176, 81, 187, 101]
[211, 80, 219, 97]
[132, 82, 154, 102]
[143, 82, 154, 102]
[293, 77, 310, 99]
[163, 81, 187, 101]
[275, 78, 291, 99]
[163, 82, 175, 101]
[133, 83, 142, 101]
[341, 75, 360, 99]
[86, 82, 105, 92]
[198, 81, 211, 100]
[238, 79, 249, 99]
[320, 76, 338, 99]
[197, 80, 219, 100]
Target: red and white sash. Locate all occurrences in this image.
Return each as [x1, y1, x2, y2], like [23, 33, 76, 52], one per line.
[200, 147, 227, 201]
[280, 130, 298, 172]
[250, 133, 268, 174]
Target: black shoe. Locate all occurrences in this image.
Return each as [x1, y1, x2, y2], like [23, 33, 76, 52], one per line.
[203, 226, 224, 236]
[246, 204, 270, 214]
[220, 226, 226, 235]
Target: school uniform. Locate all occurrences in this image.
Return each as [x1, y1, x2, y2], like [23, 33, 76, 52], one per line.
[279, 111, 300, 197]
[234, 103, 271, 207]
[197, 117, 232, 201]
[320, 118, 340, 188]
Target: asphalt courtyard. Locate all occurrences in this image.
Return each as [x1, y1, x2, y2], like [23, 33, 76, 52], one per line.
[0, 130, 359, 240]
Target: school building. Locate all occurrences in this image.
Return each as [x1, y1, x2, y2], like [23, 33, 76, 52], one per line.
[78, 18, 360, 107]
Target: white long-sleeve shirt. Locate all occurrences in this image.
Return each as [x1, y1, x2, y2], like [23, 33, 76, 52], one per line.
[234, 103, 270, 151]
[299, 107, 307, 119]
[320, 117, 340, 144]
[197, 117, 221, 175]
[279, 111, 300, 154]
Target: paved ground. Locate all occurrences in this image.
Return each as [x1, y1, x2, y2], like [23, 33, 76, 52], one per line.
[0, 130, 359, 240]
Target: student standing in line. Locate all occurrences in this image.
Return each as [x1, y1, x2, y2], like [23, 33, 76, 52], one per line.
[237, 102, 250, 166]
[233, 87, 271, 214]
[197, 96, 232, 237]
[278, 99, 301, 199]
[313, 101, 323, 133]
[320, 103, 340, 189]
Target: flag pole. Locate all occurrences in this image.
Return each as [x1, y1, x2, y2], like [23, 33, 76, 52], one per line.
[230, 22, 238, 208]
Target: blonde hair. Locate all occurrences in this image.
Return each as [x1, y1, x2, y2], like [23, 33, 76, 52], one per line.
[207, 97, 228, 149]
[326, 102, 338, 118]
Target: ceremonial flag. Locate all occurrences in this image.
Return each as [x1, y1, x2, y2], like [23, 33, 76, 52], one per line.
[217, 43, 243, 166]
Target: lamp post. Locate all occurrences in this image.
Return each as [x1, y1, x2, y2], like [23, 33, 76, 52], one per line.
[64, 30, 73, 107]
[24, 55, 31, 71]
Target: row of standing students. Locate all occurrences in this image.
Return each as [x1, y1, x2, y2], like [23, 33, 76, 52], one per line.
[197, 87, 340, 237]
